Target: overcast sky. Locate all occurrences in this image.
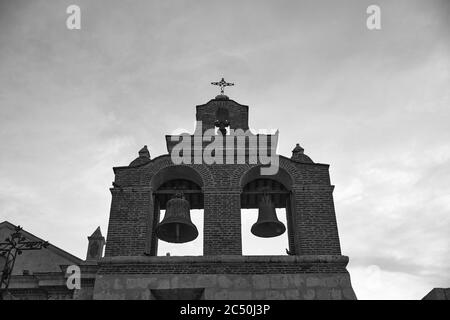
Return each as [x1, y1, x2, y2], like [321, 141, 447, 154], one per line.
[0, 0, 449, 300]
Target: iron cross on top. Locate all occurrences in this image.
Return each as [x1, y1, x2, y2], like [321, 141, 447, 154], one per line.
[211, 78, 234, 95]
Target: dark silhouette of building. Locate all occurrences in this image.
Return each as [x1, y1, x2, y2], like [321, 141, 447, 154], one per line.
[422, 288, 450, 300]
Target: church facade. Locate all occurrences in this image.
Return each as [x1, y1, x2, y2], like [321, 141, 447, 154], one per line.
[86, 85, 356, 300]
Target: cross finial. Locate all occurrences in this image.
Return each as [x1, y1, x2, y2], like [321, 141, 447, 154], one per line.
[211, 77, 234, 95]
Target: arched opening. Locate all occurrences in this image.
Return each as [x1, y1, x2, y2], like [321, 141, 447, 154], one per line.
[151, 165, 203, 191]
[241, 208, 288, 255]
[150, 166, 204, 256]
[240, 165, 293, 191]
[240, 167, 295, 256]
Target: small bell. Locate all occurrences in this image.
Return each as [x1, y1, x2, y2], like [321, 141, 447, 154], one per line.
[251, 194, 286, 238]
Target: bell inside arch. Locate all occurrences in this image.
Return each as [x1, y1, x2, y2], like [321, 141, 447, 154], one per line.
[155, 194, 198, 243]
[251, 194, 286, 238]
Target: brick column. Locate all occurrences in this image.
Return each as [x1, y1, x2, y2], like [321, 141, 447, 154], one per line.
[292, 185, 342, 255]
[285, 194, 298, 255]
[146, 197, 160, 256]
[104, 186, 154, 257]
[203, 190, 242, 255]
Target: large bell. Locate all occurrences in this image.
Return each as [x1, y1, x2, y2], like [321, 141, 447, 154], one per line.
[155, 194, 198, 243]
[251, 194, 286, 238]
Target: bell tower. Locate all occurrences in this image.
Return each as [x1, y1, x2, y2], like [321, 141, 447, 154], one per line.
[86, 227, 105, 261]
[93, 80, 357, 300]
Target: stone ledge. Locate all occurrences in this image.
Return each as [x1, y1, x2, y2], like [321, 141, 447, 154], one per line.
[100, 255, 348, 265]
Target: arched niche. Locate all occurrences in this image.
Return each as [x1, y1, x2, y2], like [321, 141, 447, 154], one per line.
[151, 165, 204, 209]
[239, 165, 296, 255]
[148, 165, 205, 256]
[151, 165, 204, 191]
[240, 165, 293, 191]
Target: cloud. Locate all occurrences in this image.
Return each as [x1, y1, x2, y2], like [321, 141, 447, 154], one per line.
[349, 264, 440, 300]
[0, 0, 448, 299]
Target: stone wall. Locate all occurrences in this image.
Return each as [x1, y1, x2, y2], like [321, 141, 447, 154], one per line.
[93, 273, 355, 300]
[92, 255, 356, 300]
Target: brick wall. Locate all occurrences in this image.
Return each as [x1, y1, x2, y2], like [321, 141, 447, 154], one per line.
[203, 191, 242, 255]
[292, 185, 342, 255]
[196, 98, 249, 133]
[104, 187, 153, 257]
[105, 155, 343, 258]
[97, 255, 350, 275]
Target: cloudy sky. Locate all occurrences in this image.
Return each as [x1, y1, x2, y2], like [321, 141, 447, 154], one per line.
[0, 0, 449, 299]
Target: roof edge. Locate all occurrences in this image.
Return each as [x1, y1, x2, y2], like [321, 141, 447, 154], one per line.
[0, 221, 83, 264]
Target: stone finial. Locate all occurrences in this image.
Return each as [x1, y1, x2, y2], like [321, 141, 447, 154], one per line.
[292, 143, 304, 155]
[86, 227, 105, 261]
[138, 145, 150, 158]
[129, 145, 151, 167]
[291, 143, 314, 163]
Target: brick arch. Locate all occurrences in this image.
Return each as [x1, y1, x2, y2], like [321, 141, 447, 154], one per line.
[139, 155, 215, 190]
[239, 164, 294, 191]
[150, 165, 204, 190]
[278, 156, 305, 184]
[236, 158, 298, 255]
[230, 164, 253, 189]
[228, 156, 301, 189]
